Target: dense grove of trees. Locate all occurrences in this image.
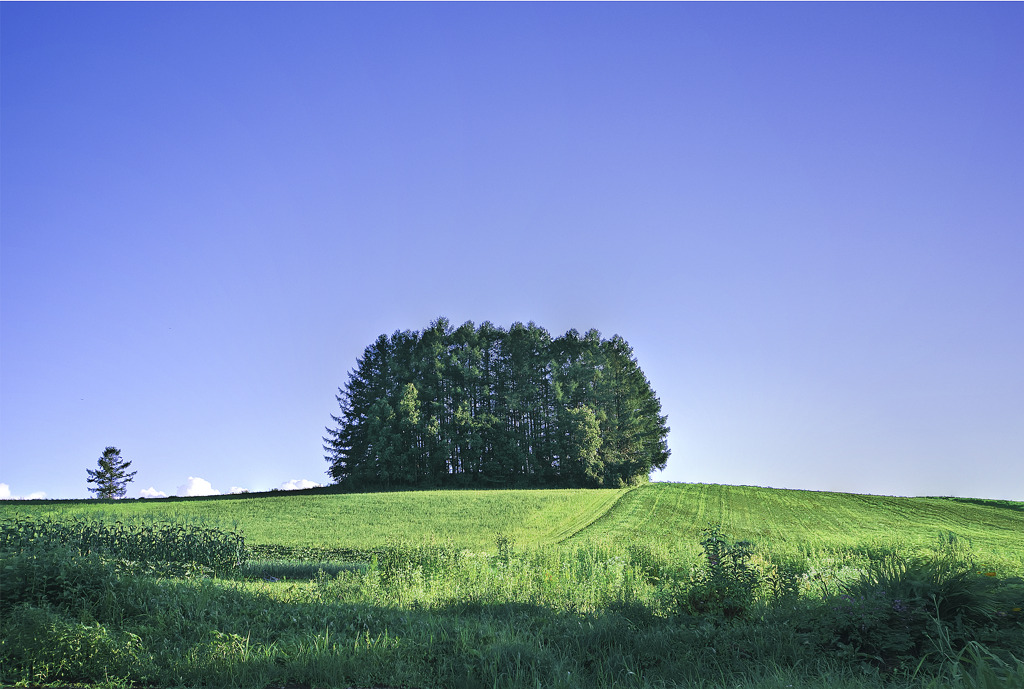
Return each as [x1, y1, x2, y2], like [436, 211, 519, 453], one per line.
[324, 319, 670, 490]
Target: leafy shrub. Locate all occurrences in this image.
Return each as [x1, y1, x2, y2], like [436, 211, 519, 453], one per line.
[805, 541, 1016, 673]
[0, 603, 153, 685]
[0, 545, 124, 616]
[757, 553, 808, 604]
[495, 532, 515, 563]
[819, 587, 925, 668]
[843, 553, 999, 624]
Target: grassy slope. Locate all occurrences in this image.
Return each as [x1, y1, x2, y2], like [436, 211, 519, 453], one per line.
[574, 483, 1024, 559]
[3, 482, 1022, 566]
[0, 488, 629, 551]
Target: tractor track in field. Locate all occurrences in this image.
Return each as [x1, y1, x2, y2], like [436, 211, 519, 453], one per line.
[548, 486, 635, 544]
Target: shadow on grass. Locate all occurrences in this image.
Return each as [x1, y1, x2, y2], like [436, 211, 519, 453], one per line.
[0, 561, 827, 689]
[938, 496, 1024, 514]
[5, 548, 1023, 689]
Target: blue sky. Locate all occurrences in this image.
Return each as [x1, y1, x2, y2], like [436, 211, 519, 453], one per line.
[2, 3, 1022, 501]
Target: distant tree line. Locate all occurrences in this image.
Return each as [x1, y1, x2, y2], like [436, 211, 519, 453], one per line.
[324, 318, 670, 490]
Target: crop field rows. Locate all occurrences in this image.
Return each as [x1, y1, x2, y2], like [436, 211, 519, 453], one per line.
[575, 484, 1024, 566]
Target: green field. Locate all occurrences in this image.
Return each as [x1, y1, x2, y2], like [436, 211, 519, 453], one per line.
[0, 487, 630, 551]
[4, 482, 1022, 567]
[575, 483, 1024, 566]
[2, 482, 1023, 689]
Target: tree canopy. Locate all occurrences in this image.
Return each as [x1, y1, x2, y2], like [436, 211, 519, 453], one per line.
[324, 318, 670, 490]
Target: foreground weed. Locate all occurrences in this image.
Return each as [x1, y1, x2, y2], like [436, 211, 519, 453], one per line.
[679, 526, 762, 619]
[1, 602, 155, 685]
[925, 617, 1024, 689]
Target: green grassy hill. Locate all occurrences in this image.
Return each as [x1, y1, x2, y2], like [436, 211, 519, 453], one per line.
[4, 482, 1024, 689]
[0, 488, 628, 551]
[572, 483, 1024, 562]
[4, 482, 1022, 570]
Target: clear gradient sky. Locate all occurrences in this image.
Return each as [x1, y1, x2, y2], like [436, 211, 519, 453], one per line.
[2, 3, 1022, 502]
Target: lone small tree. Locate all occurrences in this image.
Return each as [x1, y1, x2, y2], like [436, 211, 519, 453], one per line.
[86, 446, 137, 499]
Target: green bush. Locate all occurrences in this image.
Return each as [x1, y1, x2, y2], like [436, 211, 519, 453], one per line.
[843, 553, 1000, 624]
[817, 587, 924, 668]
[0, 545, 125, 616]
[0, 603, 153, 685]
[802, 543, 1017, 673]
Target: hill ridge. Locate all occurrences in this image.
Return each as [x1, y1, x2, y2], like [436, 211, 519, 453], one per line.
[3, 483, 1022, 570]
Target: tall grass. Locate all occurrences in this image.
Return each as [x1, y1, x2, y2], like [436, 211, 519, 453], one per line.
[3, 526, 1022, 688]
[2, 522, 1024, 687]
[2, 484, 1023, 688]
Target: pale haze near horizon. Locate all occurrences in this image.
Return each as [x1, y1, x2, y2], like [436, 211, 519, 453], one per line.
[2, 4, 1022, 501]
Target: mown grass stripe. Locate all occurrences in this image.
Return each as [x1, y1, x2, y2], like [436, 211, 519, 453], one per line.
[546, 487, 630, 544]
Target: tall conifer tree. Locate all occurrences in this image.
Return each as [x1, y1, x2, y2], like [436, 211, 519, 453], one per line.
[86, 447, 137, 499]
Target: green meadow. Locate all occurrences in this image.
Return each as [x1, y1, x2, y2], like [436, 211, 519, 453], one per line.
[5, 483, 1022, 564]
[0, 487, 628, 553]
[2, 482, 1023, 688]
[576, 483, 1024, 566]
